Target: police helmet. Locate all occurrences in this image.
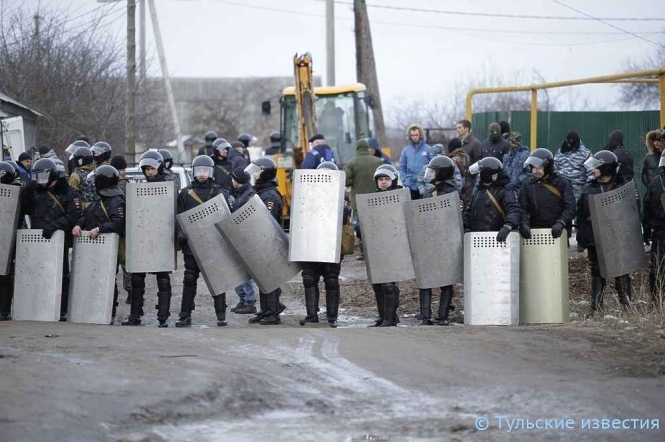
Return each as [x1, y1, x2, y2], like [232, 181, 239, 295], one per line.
[0, 162, 16, 184]
[584, 150, 619, 177]
[317, 161, 338, 171]
[91, 141, 112, 164]
[244, 157, 277, 184]
[73, 146, 94, 167]
[425, 155, 455, 184]
[31, 158, 59, 186]
[204, 131, 218, 146]
[158, 149, 174, 170]
[94, 165, 122, 197]
[237, 133, 252, 148]
[192, 155, 215, 182]
[523, 148, 554, 176]
[469, 157, 503, 184]
[139, 150, 164, 175]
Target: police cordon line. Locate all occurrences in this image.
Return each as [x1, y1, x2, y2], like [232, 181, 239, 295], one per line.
[474, 415, 660, 432]
[0, 135, 662, 328]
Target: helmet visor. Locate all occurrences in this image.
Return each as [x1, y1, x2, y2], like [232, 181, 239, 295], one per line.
[244, 163, 262, 177]
[524, 156, 544, 170]
[468, 162, 480, 175]
[139, 157, 161, 170]
[583, 156, 602, 172]
[31, 171, 51, 185]
[425, 167, 436, 183]
[193, 165, 213, 180]
[659, 156, 665, 169]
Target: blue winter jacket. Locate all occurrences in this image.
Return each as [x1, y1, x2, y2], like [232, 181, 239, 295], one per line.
[301, 144, 335, 169]
[399, 140, 431, 191]
[502, 144, 531, 188]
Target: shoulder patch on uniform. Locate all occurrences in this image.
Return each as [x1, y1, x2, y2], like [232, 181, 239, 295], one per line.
[266, 202, 274, 211]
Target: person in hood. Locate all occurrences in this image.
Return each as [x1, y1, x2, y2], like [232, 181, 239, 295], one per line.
[553, 131, 591, 203]
[264, 131, 282, 156]
[499, 121, 511, 141]
[463, 157, 521, 243]
[302, 133, 335, 169]
[502, 132, 531, 188]
[17, 152, 32, 182]
[367, 137, 391, 165]
[604, 129, 634, 182]
[228, 141, 250, 170]
[642, 129, 664, 189]
[480, 123, 510, 161]
[447, 138, 472, 204]
[577, 150, 632, 316]
[38, 145, 66, 174]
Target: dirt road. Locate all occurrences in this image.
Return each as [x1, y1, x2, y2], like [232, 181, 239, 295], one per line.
[1, 254, 664, 441]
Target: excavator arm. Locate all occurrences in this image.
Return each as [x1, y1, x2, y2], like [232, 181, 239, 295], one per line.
[293, 53, 318, 168]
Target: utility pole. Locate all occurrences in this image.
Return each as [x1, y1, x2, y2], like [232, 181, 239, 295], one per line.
[354, 0, 387, 149]
[127, 0, 137, 162]
[139, 0, 146, 82]
[326, 0, 335, 86]
[33, 13, 40, 44]
[147, 0, 184, 157]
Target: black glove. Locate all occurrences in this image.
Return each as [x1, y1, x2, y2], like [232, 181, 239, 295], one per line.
[643, 229, 651, 246]
[42, 224, 57, 239]
[177, 231, 188, 247]
[496, 224, 512, 242]
[519, 222, 531, 239]
[551, 221, 566, 239]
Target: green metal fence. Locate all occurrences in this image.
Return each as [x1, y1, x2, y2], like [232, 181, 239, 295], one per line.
[472, 110, 661, 196]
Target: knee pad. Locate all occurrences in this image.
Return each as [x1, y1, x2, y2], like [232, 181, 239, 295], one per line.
[183, 269, 198, 288]
[156, 274, 171, 291]
[302, 271, 318, 288]
[381, 283, 397, 296]
[131, 273, 145, 288]
[324, 277, 339, 291]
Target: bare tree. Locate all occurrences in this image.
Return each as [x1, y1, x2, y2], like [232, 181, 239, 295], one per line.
[0, 5, 170, 157]
[617, 43, 665, 110]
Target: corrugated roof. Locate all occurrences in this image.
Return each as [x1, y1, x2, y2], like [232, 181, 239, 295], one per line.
[0, 91, 44, 117]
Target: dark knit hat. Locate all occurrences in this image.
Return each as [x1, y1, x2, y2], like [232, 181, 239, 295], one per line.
[110, 155, 128, 171]
[18, 152, 31, 162]
[231, 141, 245, 150]
[231, 167, 250, 184]
[308, 133, 325, 143]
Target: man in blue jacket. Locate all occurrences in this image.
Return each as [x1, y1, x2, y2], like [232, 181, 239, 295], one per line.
[301, 134, 335, 169]
[399, 123, 431, 200]
[368, 137, 391, 165]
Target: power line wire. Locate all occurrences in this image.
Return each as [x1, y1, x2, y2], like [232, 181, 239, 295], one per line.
[319, 0, 665, 22]
[550, 0, 664, 47]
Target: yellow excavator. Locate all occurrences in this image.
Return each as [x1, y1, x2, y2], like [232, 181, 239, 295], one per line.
[262, 53, 382, 227]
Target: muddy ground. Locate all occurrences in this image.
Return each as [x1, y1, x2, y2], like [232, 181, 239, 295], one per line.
[1, 246, 664, 441]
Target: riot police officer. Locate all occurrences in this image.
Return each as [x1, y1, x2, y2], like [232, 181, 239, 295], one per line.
[0, 162, 30, 320]
[72, 165, 126, 323]
[463, 157, 521, 242]
[642, 155, 665, 309]
[158, 149, 181, 189]
[198, 130, 218, 156]
[368, 166, 403, 327]
[419, 156, 460, 326]
[68, 146, 98, 208]
[264, 132, 282, 155]
[518, 148, 576, 240]
[175, 156, 235, 327]
[244, 157, 286, 325]
[65, 140, 91, 174]
[26, 158, 82, 321]
[122, 150, 173, 327]
[91, 141, 112, 166]
[578, 150, 631, 315]
[210, 138, 233, 191]
[298, 161, 348, 328]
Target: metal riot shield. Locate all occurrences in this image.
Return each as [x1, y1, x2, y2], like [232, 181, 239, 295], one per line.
[289, 169, 345, 263]
[12, 230, 65, 321]
[519, 229, 569, 324]
[357, 188, 415, 284]
[125, 181, 177, 273]
[588, 181, 645, 278]
[464, 232, 520, 325]
[404, 192, 464, 288]
[177, 194, 250, 296]
[68, 232, 119, 324]
[215, 194, 301, 293]
[0, 184, 21, 275]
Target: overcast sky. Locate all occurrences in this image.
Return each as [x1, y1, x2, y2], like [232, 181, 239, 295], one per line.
[8, 0, 665, 116]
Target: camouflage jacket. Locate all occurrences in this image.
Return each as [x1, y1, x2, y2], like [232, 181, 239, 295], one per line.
[553, 143, 591, 194]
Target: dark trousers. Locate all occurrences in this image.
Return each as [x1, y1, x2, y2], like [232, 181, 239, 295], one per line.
[649, 231, 665, 304]
[409, 189, 421, 200]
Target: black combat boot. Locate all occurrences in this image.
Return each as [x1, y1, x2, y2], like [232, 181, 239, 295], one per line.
[380, 284, 399, 327]
[368, 284, 384, 327]
[299, 286, 320, 326]
[214, 293, 227, 326]
[248, 292, 268, 324]
[588, 276, 605, 317]
[125, 288, 132, 304]
[326, 288, 340, 328]
[418, 289, 433, 325]
[615, 275, 632, 310]
[122, 287, 144, 326]
[156, 277, 172, 328]
[59, 275, 70, 322]
[260, 289, 282, 325]
[436, 286, 454, 326]
[175, 284, 196, 328]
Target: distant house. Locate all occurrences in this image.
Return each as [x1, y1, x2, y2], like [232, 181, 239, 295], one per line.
[0, 90, 43, 159]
